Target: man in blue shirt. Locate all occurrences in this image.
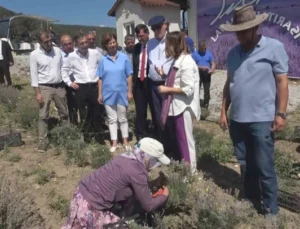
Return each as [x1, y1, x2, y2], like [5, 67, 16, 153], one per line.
[182, 28, 195, 53]
[192, 40, 216, 110]
[219, 5, 289, 225]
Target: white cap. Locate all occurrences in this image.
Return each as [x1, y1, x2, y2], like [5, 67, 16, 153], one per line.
[138, 137, 171, 165]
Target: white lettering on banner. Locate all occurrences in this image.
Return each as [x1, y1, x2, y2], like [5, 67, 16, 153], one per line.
[210, 0, 261, 26]
[210, 12, 300, 42]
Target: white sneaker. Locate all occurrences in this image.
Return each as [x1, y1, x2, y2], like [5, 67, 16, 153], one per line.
[110, 145, 119, 153]
[123, 144, 132, 152]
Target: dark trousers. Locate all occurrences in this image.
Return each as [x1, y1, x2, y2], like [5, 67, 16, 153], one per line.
[75, 83, 104, 137]
[0, 63, 12, 86]
[65, 86, 78, 125]
[133, 78, 155, 141]
[199, 70, 211, 107]
[149, 80, 180, 159]
[229, 120, 279, 215]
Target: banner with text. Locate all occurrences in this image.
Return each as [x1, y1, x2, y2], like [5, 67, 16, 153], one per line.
[197, 0, 300, 77]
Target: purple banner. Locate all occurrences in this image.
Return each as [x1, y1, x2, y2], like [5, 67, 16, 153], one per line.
[197, 0, 300, 77]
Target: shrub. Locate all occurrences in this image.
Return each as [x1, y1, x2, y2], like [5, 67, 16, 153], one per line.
[0, 86, 20, 112]
[0, 177, 45, 228]
[34, 168, 56, 185]
[274, 149, 295, 178]
[14, 100, 39, 131]
[89, 144, 111, 169]
[194, 128, 233, 164]
[49, 125, 82, 147]
[48, 194, 69, 218]
[275, 125, 295, 141]
[7, 153, 22, 163]
[64, 140, 89, 167]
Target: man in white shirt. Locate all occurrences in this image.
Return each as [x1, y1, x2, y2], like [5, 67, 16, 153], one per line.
[30, 31, 69, 152]
[60, 35, 78, 125]
[86, 32, 106, 55]
[62, 35, 103, 142]
[147, 16, 176, 157]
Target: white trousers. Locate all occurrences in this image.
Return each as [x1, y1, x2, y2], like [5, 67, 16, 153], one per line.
[105, 105, 129, 141]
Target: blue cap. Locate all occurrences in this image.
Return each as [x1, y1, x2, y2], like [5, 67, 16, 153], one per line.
[148, 16, 165, 27]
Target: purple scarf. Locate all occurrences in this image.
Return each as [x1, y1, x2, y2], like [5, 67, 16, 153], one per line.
[160, 61, 178, 130]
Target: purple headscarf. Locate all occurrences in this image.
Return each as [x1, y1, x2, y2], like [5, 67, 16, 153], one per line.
[121, 146, 161, 171]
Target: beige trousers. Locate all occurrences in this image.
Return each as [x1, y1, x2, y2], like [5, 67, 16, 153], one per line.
[39, 85, 69, 142]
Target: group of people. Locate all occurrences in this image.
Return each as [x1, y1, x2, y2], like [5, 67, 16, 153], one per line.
[28, 5, 290, 229]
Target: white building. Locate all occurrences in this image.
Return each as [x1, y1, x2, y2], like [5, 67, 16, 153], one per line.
[108, 0, 194, 46]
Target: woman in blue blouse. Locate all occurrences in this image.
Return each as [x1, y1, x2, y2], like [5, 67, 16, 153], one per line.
[97, 33, 133, 152]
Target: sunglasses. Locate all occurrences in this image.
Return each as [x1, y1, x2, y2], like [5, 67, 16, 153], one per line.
[151, 24, 163, 31]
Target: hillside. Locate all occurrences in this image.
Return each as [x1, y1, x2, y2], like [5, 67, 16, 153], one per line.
[0, 6, 115, 45]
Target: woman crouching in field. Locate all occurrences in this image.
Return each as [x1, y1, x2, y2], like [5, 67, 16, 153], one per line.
[61, 137, 170, 229]
[155, 31, 200, 174]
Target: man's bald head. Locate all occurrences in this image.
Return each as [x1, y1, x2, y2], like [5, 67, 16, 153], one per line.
[60, 35, 74, 54]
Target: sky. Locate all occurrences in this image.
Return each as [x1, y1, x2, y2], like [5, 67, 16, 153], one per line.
[0, 0, 117, 27]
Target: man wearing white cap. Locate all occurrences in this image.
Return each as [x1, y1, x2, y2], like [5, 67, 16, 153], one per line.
[62, 137, 170, 228]
[219, 5, 289, 224]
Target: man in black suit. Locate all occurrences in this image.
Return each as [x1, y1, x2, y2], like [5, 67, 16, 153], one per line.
[0, 39, 14, 86]
[132, 24, 155, 141]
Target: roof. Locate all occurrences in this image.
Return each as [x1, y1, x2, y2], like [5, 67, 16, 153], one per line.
[108, 0, 183, 17]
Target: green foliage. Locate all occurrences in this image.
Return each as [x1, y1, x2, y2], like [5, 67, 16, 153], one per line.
[275, 125, 295, 141]
[48, 193, 69, 218]
[14, 99, 39, 131]
[49, 125, 82, 147]
[89, 144, 111, 169]
[7, 153, 22, 163]
[0, 177, 45, 228]
[34, 168, 56, 185]
[274, 149, 295, 178]
[0, 86, 20, 112]
[0, 144, 22, 163]
[64, 140, 90, 167]
[194, 128, 233, 164]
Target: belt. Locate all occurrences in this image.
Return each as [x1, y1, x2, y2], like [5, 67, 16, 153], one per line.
[39, 82, 64, 88]
[151, 80, 165, 86]
[76, 82, 98, 87]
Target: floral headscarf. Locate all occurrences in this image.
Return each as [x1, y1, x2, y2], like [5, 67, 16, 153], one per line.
[121, 145, 161, 171]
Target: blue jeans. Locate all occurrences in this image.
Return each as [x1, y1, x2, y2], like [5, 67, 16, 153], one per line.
[229, 120, 279, 215]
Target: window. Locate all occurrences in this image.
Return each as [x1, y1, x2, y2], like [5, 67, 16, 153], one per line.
[124, 22, 135, 35]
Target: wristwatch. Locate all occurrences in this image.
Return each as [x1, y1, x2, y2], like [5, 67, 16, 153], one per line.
[276, 112, 287, 120]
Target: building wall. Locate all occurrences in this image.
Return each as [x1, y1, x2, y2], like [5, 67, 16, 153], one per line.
[114, 1, 181, 46]
[115, 0, 143, 46]
[141, 5, 181, 38]
[188, 0, 198, 49]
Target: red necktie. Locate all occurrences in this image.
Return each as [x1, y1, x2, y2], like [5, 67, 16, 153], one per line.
[140, 46, 146, 81]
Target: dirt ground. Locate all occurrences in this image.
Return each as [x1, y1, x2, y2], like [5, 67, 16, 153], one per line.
[0, 72, 300, 228]
[0, 116, 299, 228]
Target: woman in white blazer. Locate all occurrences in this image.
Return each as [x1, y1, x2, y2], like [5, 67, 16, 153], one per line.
[155, 31, 200, 173]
